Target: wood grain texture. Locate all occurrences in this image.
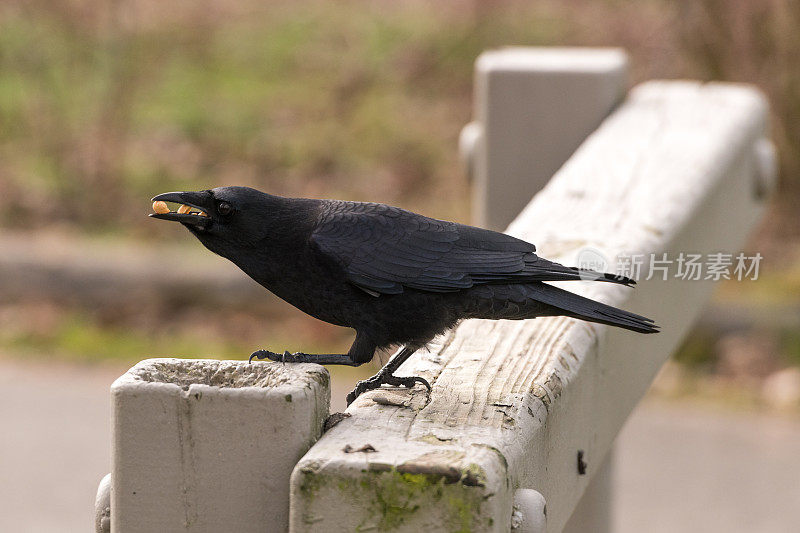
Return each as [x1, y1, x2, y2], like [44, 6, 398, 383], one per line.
[290, 81, 771, 533]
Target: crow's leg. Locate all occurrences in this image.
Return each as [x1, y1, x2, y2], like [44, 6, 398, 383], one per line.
[249, 333, 376, 366]
[248, 350, 362, 365]
[346, 345, 431, 405]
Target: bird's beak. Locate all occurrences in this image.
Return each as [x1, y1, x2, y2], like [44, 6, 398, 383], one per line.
[149, 191, 213, 228]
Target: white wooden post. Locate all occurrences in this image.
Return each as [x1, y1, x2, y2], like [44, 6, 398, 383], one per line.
[288, 79, 774, 532]
[465, 47, 629, 231]
[106, 359, 328, 533]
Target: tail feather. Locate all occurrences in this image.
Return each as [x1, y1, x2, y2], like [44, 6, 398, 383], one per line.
[528, 283, 659, 334]
[528, 266, 635, 286]
[516, 256, 636, 287]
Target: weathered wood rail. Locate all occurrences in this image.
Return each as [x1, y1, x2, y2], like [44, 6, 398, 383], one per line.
[96, 48, 775, 533]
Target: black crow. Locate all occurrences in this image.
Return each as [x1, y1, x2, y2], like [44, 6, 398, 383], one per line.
[151, 186, 658, 404]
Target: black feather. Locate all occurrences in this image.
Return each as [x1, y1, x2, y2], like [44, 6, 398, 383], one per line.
[311, 200, 634, 294]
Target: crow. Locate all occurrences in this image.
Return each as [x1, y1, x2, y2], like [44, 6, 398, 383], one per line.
[151, 186, 658, 404]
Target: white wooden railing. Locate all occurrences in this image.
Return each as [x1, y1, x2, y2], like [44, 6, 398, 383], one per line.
[95, 48, 775, 533]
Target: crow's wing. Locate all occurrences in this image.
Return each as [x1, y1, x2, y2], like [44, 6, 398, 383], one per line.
[310, 200, 629, 295]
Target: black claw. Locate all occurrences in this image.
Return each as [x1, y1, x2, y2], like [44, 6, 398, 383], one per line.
[402, 376, 431, 391]
[381, 374, 430, 391]
[249, 350, 266, 363]
[248, 350, 282, 363]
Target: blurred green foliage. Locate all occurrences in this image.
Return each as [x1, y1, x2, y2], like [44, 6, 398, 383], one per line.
[1, 0, 799, 233]
[0, 310, 236, 363]
[0, 0, 564, 234]
[2, 0, 796, 237]
[0, 303, 353, 364]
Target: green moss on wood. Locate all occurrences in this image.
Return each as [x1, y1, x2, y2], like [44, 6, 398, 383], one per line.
[297, 465, 490, 532]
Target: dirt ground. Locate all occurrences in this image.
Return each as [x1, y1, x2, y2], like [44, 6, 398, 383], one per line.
[1, 358, 799, 533]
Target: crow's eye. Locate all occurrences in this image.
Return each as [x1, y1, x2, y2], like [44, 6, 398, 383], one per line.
[216, 202, 232, 216]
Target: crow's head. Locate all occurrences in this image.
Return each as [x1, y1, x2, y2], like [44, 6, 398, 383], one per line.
[150, 186, 289, 255]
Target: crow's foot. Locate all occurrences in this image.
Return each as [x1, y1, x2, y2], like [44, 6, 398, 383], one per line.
[346, 371, 430, 405]
[248, 350, 295, 363]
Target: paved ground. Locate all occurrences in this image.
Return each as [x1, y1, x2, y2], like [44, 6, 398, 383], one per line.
[0, 359, 122, 533]
[613, 401, 800, 533]
[1, 358, 799, 532]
